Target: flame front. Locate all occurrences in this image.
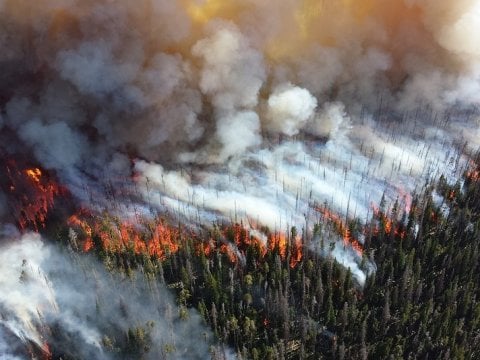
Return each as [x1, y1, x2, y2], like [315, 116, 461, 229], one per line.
[5, 162, 62, 231]
[315, 206, 364, 257]
[370, 203, 407, 240]
[68, 213, 181, 260]
[68, 211, 304, 269]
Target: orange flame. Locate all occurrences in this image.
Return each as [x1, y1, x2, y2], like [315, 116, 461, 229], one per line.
[83, 237, 94, 252]
[6, 162, 62, 231]
[371, 204, 407, 239]
[316, 206, 364, 256]
[67, 210, 303, 269]
[199, 238, 216, 257]
[68, 211, 182, 259]
[67, 211, 94, 251]
[25, 168, 42, 183]
[220, 243, 238, 263]
[289, 235, 303, 268]
[268, 232, 287, 259]
[147, 222, 180, 259]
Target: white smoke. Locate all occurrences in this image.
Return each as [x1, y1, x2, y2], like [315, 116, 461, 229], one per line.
[216, 110, 262, 160]
[0, 231, 227, 359]
[265, 83, 317, 136]
[190, 23, 266, 162]
[193, 23, 265, 111]
[308, 102, 349, 138]
[0, 0, 479, 291]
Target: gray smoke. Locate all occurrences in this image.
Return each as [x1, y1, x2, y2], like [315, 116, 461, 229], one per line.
[0, 0, 479, 299]
[0, 229, 227, 359]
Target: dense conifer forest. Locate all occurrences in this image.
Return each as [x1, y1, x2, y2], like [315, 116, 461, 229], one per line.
[50, 155, 480, 359]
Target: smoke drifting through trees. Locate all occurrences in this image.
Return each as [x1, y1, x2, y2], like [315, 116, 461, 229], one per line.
[0, 0, 479, 354]
[0, 230, 227, 359]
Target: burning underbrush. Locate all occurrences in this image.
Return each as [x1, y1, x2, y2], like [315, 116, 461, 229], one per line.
[0, 156, 419, 284]
[1, 159, 67, 232]
[65, 208, 306, 271]
[1, 153, 479, 359]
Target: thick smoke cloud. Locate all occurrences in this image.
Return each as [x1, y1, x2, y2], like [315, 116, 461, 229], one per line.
[265, 84, 317, 136]
[0, 230, 226, 359]
[0, 0, 479, 282]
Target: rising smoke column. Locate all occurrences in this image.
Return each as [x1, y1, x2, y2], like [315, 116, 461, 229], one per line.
[0, 1, 479, 281]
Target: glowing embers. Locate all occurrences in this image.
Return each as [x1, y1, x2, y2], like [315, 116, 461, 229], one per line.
[5, 161, 63, 231]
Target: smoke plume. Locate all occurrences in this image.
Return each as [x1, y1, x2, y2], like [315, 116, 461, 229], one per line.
[0, 0, 479, 294]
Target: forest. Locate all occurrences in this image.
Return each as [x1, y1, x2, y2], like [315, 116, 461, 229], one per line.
[46, 153, 480, 359]
[1, 1, 480, 359]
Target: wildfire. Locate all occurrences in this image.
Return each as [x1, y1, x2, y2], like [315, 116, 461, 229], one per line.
[268, 232, 287, 259]
[67, 212, 182, 260]
[67, 208, 304, 270]
[466, 169, 480, 182]
[67, 211, 94, 252]
[315, 206, 364, 257]
[148, 222, 180, 259]
[219, 243, 238, 263]
[4, 160, 306, 273]
[267, 230, 303, 267]
[25, 168, 42, 183]
[4, 161, 62, 231]
[209, 223, 303, 268]
[289, 235, 303, 268]
[370, 204, 407, 239]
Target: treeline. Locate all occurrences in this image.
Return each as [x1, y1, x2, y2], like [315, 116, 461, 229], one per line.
[54, 156, 480, 359]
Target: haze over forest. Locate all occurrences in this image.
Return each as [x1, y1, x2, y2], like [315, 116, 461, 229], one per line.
[0, 1, 479, 359]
